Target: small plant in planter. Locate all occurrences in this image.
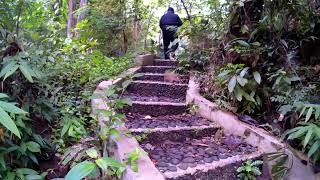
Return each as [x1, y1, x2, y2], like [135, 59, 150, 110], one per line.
[237, 159, 263, 180]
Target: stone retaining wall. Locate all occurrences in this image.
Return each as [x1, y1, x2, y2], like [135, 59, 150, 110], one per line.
[186, 76, 320, 180]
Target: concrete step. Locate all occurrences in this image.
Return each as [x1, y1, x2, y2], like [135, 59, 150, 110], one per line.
[127, 80, 187, 100]
[124, 101, 187, 116]
[125, 114, 217, 132]
[137, 129, 261, 180]
[134, 73, 189, 84]
[122, 93, 185, 103]
[139, 66, 176, 74]
[154, 59, 179, 67]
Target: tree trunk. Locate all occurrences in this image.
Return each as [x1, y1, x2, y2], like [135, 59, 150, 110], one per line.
[67, 0, 76, 38]
[123, 29, 128, 53]
[15, 0, 24, 37]
[181, 0, 192, 21]
[77, 0, 87, 24]
[144, 11, 155, 53]
[133, 15, 140, 49]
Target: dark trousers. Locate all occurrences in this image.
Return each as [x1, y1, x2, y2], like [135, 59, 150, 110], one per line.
[162, 26, 178, 59]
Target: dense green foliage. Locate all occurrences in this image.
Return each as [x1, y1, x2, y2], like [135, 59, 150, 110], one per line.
[0, 0, 149, 179]
[169, 0, 320, 177]
[0, 0, 319, 179]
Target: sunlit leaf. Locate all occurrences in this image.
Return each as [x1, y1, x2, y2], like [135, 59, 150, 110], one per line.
[0, 101, 27, 114]
[237, 40, 250, 47]
[86, 148, 98, 159]
[19, 64, 34, 83]
[0, 107, 21, 138]
[308, 140, 320, 157]
[228, 76, 237, 93]
[65, 161, 96, 180]
[253, 71, 261, 84]
[305, 107, 313, 122]
[26, 141, 41, 152]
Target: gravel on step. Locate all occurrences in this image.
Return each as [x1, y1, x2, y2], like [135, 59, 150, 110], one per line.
[121, 92, 184, 103]
[140, 135, 258, 173]
[125, 114, 212, 129]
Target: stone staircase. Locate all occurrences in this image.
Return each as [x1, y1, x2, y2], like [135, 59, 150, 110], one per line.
[122, 59, 260, 179]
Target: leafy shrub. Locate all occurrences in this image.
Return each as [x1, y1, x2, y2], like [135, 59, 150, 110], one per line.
[237, 160, 263, 180]
[283, 123, 320, 164]
[217, 63, 262, 114]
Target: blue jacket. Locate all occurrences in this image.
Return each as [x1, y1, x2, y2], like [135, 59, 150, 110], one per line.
[159, 11, 183, 30]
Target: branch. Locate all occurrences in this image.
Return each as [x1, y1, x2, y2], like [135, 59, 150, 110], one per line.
[15, 0, 24, 38]
[180, 0, 192, 21]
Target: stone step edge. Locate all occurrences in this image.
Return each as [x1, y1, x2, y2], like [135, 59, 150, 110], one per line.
[132, 101, 187, 106]
[154, 59, 178, 62]
[186, 76, 320, 179]
[139, 73, 188, 78]
[133, 80, 188, 86]
[92, 65, 165, 180]
[142, 65, 177, 68]
[164, 151, 263, 179]
[129, 124, 220, 133]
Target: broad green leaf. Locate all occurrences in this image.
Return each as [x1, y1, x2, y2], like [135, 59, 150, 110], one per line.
[0, 107, 21, 138]
[131, 162, 138, 172]
[308, 140, 320, 157]
[120, 98, 132, 106]
[16, 168, 38, 175]
[228, 76, 237, 93]
[0, 101, 27, 114]
[95, 158, 108, 171]
[28, 153, 39, 165]
[234, 87, 243, 101]
[90, 93, 103, 99]
[237, 40, 250, 47]
[0, 60, 16, 77]
[61, 120, 71, 137]
[86, 148, 98, 159]
[65, 161, 96, 180]
[101, 157, 123, 168]
[218, 70, 231, 77]
[315, 107, 320, 120]
[251, 42, 261, 46]
[236, 76, 248, 87]
[303, 129, 313, 148]
[242, 91, 256, 102]
[25, 174, 42, 180]
[48, 56, 54, 62]
[96, 109, 112, 117]
[275, 77, 282, 86]
[3, 64, 19, 81]
[299, 106, 307, 118]
[40, 172, 48, 178]
[19, 64, 34, 83]
[0, 93, 9, 99]
[290, 76, 300, 82]
[110, 128, 120, 140]
[305, 107, 313, 122]
[252, 167, 262, 175]
[26, 141, 41, 152]
[132, 73, 144, 78]
[4, 171, 15, 180]
[240, 67, 250, 77]
[253, 71, 261, 84]
[287, 127, 307, 140]
[104, 87, 116, 97]
[122, 80, 131, 90]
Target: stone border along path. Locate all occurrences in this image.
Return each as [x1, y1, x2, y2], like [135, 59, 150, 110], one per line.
[92, 55, 319, 180]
